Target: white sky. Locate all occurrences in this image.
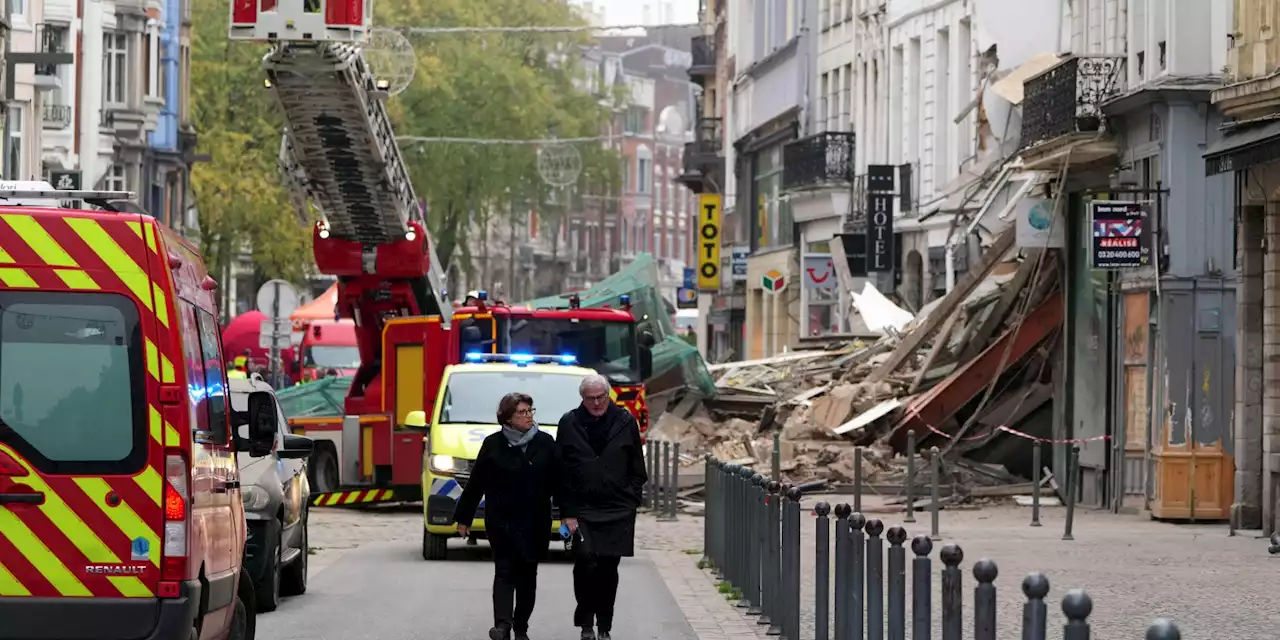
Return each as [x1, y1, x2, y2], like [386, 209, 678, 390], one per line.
[571, 0, 700, 27]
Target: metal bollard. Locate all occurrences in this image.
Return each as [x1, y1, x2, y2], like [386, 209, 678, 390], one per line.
[1063, 446, 1079, 540]
[736, 467, 753, 605]
[713, 461, 726, 578]
[814, 502, 832, 640]
[658, 442, 674, 522]
[706, 455, 716, 565]
[783, 487, 802, 640]
[1145, 620, 1181, 640]
[747, 473, 765, 615]
[758, 477, 775, 627]
[850, 513, 867, 640]
[973, 559, 997, 640]
[772, 431, 782, 482]
[910, 536, 932, 640]
[1030, 441, 1042, 526]
[1061, 589, 1092, 640]
[765, 481, 782, 635]
[853, 446, 864, 514]
[904, 431, 916, 522]
[645, 441, 654, 508]
[865, 519, 884, 640]
[939, 544, 963, 640]
[669, 442, 682, 519]
[833, 504, 852, 640]
[1021, 573, 1050, 640]
[885, 527, 906, 640]
[929, 447, 941, 540]
[724, 463, 741, 585]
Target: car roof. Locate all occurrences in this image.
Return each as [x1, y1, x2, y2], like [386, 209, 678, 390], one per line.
[228, 376, 276, 395]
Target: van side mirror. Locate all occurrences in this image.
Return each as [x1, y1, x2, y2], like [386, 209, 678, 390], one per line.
[640, 330, 656, 348]
[245, 391, 278, 458]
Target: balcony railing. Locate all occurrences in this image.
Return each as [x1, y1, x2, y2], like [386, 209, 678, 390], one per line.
[689, 35, 715, 77]
[42, 103, 72, 129]
[1020, 54, 1127, 150]
[678, 117, 724, 192]
[782, 132, 856, 191]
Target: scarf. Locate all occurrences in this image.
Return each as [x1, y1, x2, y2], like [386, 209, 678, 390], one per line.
[502, 423, 539, 450]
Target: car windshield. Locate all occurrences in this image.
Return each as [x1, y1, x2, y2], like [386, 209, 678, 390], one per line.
[439, 370, 587, 426]
[306, 345, 359, 369]
[0, 292, 145, 474]
[506, 318, 640, 384]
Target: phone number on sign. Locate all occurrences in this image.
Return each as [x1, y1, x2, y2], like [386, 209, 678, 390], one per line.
[1096, 250, 1142, 259]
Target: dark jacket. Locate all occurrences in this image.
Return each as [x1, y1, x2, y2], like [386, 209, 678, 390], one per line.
[556, 403, 647, 557]
[453, 429, 575, 562]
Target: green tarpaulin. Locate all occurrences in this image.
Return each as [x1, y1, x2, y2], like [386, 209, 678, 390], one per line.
[520, 253, 716, 397]
[275, 376, 353, 418]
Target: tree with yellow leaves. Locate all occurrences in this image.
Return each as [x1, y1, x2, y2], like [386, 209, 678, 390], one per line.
[189, 0, 314, 298]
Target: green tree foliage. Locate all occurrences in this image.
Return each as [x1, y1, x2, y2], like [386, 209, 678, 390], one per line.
[381, 0, 624, 271]
[189, 0, 313, 288]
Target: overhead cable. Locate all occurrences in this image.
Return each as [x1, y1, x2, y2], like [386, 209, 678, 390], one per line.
[396, 22, 699, 35]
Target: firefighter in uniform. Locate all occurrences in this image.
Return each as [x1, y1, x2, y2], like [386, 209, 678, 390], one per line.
[227, 356, 249, 379]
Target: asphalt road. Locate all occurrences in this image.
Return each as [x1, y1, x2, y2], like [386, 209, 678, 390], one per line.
[257, 538, 701, 640]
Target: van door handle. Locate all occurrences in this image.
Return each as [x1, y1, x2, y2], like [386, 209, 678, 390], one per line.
[0, 492, 44, 505]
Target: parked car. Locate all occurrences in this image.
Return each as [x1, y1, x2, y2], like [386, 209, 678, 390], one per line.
[230, 376, 314, 612]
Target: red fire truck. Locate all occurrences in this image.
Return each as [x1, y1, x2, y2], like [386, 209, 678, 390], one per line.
[452, 292, 655, 437]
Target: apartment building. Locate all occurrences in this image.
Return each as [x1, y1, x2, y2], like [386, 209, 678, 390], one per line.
[1014, 0, 1234, 516]
[1211, 0, 1280, 538]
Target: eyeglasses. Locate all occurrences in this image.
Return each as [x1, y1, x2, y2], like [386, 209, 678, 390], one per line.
[582, 393, 610, 403]
[515, 408, 536, 416]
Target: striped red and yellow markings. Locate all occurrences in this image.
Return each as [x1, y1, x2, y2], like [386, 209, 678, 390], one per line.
[0, 446, 162, 598]
[311, 488, 396, 507]
[0, 211, 177, 598]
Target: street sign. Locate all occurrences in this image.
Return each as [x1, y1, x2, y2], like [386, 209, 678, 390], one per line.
[259, 329, 291, 350]
[256, 279, 299, 318]
[697, 194, 722, 291]
[260, 318, 291, 335]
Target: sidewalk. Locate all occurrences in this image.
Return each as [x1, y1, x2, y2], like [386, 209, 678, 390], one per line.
[258, 536, 701, 640]
[639, 499, 1280, 640]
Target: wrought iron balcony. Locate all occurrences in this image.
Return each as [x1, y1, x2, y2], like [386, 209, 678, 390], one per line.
[1020, 54, 1127, 151]
[782, 132, 855, 191]
[677, 117, 723, 193]
[689, 35, 715, 78]
[42, 103, 72, 129]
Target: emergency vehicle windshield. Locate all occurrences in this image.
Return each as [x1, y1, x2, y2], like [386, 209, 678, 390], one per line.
[507, 319, 640, 384]
[0, 292, 146, 472]
[439, 370, 587, 427]
[305, 345, 360, 369]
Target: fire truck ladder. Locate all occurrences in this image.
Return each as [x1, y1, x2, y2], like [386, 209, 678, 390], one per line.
[265, 42, 449, 317]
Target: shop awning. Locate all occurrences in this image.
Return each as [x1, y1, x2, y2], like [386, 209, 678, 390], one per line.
[1204, 117, 1280, 176]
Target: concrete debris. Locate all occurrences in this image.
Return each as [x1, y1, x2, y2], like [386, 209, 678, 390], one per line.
[660, 228, 1068, 505]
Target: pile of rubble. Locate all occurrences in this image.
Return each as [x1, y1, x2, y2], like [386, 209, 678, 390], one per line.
[653, 227, 1064, 503]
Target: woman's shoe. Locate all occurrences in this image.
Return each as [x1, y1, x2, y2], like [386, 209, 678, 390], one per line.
[598, 632, 611, 640]
[514, 634, 530, 640]
[488, 627, 510, 640]
[580, 626, 596, 640]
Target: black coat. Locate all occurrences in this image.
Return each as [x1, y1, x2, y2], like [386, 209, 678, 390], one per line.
[556, 403, 647, 557]
[453, 429, 575, 562]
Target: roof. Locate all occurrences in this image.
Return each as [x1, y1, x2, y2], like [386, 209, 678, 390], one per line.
[445, 362, 598, 377]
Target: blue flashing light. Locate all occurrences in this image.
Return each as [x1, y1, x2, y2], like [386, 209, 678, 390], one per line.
[620, 295, 630, 305]
[477, 290, 489, 301]
[461, 352, 577, 366]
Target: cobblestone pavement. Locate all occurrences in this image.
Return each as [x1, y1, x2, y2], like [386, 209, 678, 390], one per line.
[637, 499, 1280, 640]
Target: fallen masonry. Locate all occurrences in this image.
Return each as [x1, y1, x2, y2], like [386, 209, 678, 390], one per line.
[650, 227, 1069, 515]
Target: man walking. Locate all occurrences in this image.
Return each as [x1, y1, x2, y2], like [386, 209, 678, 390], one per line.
[556, 375, 647, 640]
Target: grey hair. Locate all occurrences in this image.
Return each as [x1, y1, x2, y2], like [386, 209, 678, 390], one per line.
[579, 374, 610, 395]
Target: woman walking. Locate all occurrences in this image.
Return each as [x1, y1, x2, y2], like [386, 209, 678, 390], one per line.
[454, 392, 578, 640]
